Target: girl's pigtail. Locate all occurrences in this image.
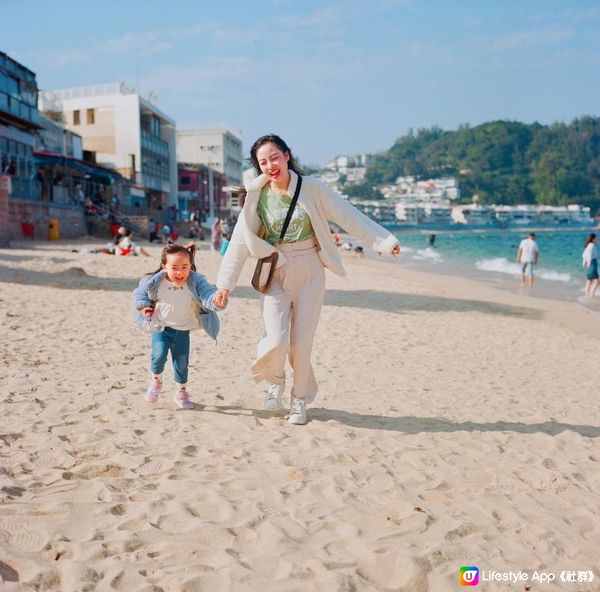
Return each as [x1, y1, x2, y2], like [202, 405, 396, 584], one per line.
[185, 242, 197, 271]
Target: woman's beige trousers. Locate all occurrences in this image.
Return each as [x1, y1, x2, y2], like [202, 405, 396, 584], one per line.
[250, 238, 325, 403]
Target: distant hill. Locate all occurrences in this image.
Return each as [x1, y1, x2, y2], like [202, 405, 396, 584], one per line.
[365, 117, 600, 213]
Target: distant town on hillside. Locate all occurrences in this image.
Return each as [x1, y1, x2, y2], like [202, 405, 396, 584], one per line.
[312, 118, 600, 229]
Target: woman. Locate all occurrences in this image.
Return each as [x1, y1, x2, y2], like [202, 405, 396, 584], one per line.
[210, 218, 222, 252]
[214, 134, 400, 425]
[582, 233, 598, 299]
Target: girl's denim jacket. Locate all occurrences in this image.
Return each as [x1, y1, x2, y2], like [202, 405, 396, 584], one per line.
[132, 270, 223, 341]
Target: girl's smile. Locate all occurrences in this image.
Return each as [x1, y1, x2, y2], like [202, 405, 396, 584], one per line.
[163, 252, 192, 286]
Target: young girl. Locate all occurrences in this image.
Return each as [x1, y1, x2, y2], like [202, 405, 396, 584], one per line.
[133, 243, 225, 409]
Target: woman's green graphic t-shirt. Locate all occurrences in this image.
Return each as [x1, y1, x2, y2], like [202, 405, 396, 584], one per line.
[257, 185, 315, 244]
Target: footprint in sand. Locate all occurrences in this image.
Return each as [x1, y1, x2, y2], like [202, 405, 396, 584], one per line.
[0, 519, 48, 553]
[156, 513, 196, 533]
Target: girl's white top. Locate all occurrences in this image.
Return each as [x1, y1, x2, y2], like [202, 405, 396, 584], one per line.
[582, 242, 597, 267]
[153, 279, 200, 330]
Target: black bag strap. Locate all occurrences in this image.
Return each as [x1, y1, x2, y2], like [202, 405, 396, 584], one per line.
[277, 175, 303, 243]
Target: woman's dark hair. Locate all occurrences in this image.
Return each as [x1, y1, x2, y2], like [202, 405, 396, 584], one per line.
[147, 242, 197, 275]
[584, 233, 597, 247]
[249, 134, 303, 176]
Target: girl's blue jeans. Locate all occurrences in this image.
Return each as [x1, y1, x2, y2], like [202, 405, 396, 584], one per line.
[151, 327, 190, 384]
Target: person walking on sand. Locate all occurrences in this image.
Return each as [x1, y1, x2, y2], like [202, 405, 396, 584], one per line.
[517, 232, 539, 288]
[211, 218, 222, 252]
[213, 134, 400, 425]
[133, 243, 226, 410]
[582, 233, 599, 299]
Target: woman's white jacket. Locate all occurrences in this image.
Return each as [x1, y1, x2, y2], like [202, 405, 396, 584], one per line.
[216, 170, 399, 292]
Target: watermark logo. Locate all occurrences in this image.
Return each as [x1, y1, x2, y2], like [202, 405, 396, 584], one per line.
[459, 566, 479, 586]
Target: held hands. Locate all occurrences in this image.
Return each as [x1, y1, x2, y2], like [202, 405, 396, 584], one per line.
[214, 289, 229, 308]
[140, 306, 154, 315]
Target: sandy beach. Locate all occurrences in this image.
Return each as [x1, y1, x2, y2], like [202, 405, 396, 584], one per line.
[1, 237, 599, 591]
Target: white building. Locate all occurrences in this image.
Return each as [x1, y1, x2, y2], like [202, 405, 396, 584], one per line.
[39, 82, 177, 207]
[395, 202, 453, 226]
[389, 176, 460, 201]
[324, 153, 373, 174]
[177, 127, 243, 187]
[395, 202, 422, 225]
[349, 198, 398, 226]
[451, 204, 497, 226]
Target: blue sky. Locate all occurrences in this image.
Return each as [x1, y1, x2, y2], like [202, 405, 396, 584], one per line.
[4, 0, 600, 165]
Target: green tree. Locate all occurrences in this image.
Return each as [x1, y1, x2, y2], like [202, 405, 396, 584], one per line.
[364, 117, 600, 206]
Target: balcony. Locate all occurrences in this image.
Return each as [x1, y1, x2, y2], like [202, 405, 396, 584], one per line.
[0, 92, 41, 130]
[141, 130, 169, 156]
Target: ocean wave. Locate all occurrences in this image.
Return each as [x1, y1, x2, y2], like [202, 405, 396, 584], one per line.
[412, 247, 442, 262]
[475, 257, 571, 282]
[538, 269, 572, 282]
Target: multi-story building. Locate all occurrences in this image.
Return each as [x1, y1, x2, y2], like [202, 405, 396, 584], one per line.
[383, 176, 460, 201]
[38, 82, 177, 208]
[178, 164, 227, 222]
[177, 127, 243, 187]
[349, 198, 399, 226]
[451, 204, 497, 226]
[36, 113, 83, 158]
[324, 153, 373, 173]
[0, 51, 41, 199]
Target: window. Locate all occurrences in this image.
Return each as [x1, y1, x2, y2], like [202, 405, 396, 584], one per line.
[6, 76, 18, 99]
[73, 110, 80, 125]
[87, 109, 95, 124]
[181, 176, 191, 186]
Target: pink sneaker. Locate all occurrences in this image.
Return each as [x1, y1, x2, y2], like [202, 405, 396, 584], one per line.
[145, 377, 163, 402]
[174, 388, 194, 410]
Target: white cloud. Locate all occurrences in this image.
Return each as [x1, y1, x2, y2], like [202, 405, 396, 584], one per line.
[492, 27, 575, 51]
[37, 23, 213, 68]
[41, 49, 90, 68]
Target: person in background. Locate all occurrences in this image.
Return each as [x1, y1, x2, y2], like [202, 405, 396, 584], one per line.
[219, 225, 231, 256]
[582, 233, 598, 299]
[162, 224, 171, 243]
[214, 134, 400, 425]
[517, 232, 539, 288]
[148, 218, 159, 243]
[75, 184, 85, 205]
[429, 233, 436, 248]
[117, 228, 150, 257]
[211, 218, 222, 252]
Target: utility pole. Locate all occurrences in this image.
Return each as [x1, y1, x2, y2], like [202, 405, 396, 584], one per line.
[208, 167, 214, 221]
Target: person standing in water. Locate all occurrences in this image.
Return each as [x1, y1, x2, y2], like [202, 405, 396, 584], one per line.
[582, 233, 599, 299]
[517, 232, 539, 288]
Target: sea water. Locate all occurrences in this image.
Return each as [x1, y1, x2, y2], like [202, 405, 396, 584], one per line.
[388, 228, 598, 308]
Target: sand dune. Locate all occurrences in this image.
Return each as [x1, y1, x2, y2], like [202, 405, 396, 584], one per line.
[1, 238, 599, 591]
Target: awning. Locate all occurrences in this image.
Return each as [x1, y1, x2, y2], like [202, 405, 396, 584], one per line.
[33, 151, 124, 182]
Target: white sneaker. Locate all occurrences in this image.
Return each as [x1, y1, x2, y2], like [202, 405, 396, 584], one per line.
[263, 382, 285, 411]
[288, 397, 307, 425]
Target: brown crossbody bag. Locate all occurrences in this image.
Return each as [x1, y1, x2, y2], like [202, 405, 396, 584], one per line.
[251, 175, 303, 293]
